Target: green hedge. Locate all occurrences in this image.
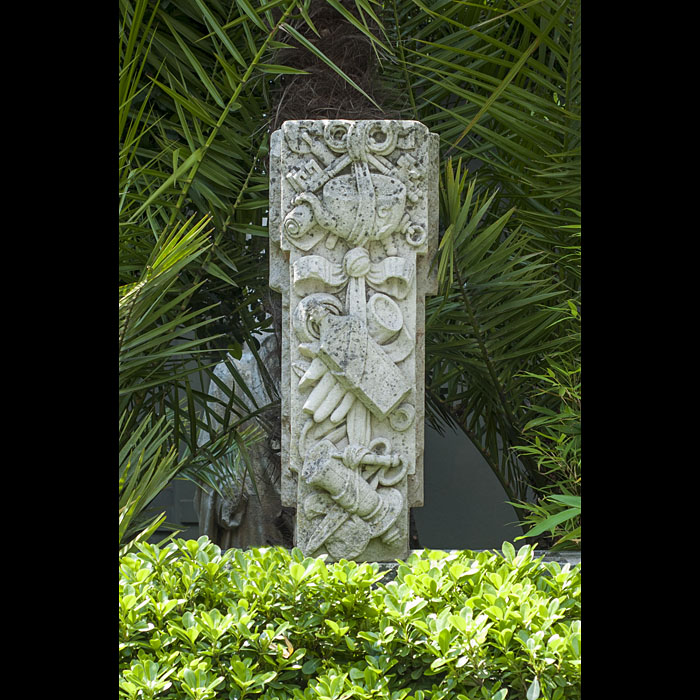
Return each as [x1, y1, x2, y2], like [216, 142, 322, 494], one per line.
[119, 537, 580, 700]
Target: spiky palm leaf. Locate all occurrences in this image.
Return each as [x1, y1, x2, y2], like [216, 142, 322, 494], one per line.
[118, 0, 306, 551]
[427, 160, 572, 508]
[377, 0, 581, 529]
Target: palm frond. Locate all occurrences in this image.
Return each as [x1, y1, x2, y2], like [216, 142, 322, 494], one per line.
[426, 158, 573, 506]
[118, 0, 318, 550]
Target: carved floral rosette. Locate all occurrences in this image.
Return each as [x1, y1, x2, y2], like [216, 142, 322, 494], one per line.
[270, 120, 438, 562]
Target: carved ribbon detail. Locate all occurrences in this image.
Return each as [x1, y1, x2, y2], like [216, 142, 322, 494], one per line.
[292, 248, 415, 300]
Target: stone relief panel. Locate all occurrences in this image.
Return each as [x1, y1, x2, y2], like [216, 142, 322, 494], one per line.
[270, 119, 438, 561]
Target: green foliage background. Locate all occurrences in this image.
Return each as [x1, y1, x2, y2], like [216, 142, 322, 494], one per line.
[120, 537, 581, 699]
[119, 0, 581, 551]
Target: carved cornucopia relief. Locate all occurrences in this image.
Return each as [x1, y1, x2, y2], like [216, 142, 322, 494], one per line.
[270, 120, 438, 561]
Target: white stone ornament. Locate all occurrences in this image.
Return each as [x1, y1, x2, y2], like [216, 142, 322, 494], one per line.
[270, 119, 438, 561]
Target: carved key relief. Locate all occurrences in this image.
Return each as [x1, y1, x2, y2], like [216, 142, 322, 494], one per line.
[270, 120, 438, 561]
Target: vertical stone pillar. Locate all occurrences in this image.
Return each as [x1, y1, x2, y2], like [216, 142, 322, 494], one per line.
[270, 120, 438, 561]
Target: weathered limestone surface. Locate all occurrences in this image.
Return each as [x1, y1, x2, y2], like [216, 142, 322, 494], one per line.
[270, 119, 438, 562]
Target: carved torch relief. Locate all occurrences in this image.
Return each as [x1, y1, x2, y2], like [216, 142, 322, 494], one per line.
[270, 120, 438, 561]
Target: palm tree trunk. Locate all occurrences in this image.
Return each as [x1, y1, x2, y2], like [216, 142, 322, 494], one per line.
[269, 1, 390, 130]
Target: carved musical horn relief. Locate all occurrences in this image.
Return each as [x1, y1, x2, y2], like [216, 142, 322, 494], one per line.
[271, 119, 438, 561]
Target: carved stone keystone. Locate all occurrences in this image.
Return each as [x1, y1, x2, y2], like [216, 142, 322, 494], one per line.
[270, 119, 438, 561]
